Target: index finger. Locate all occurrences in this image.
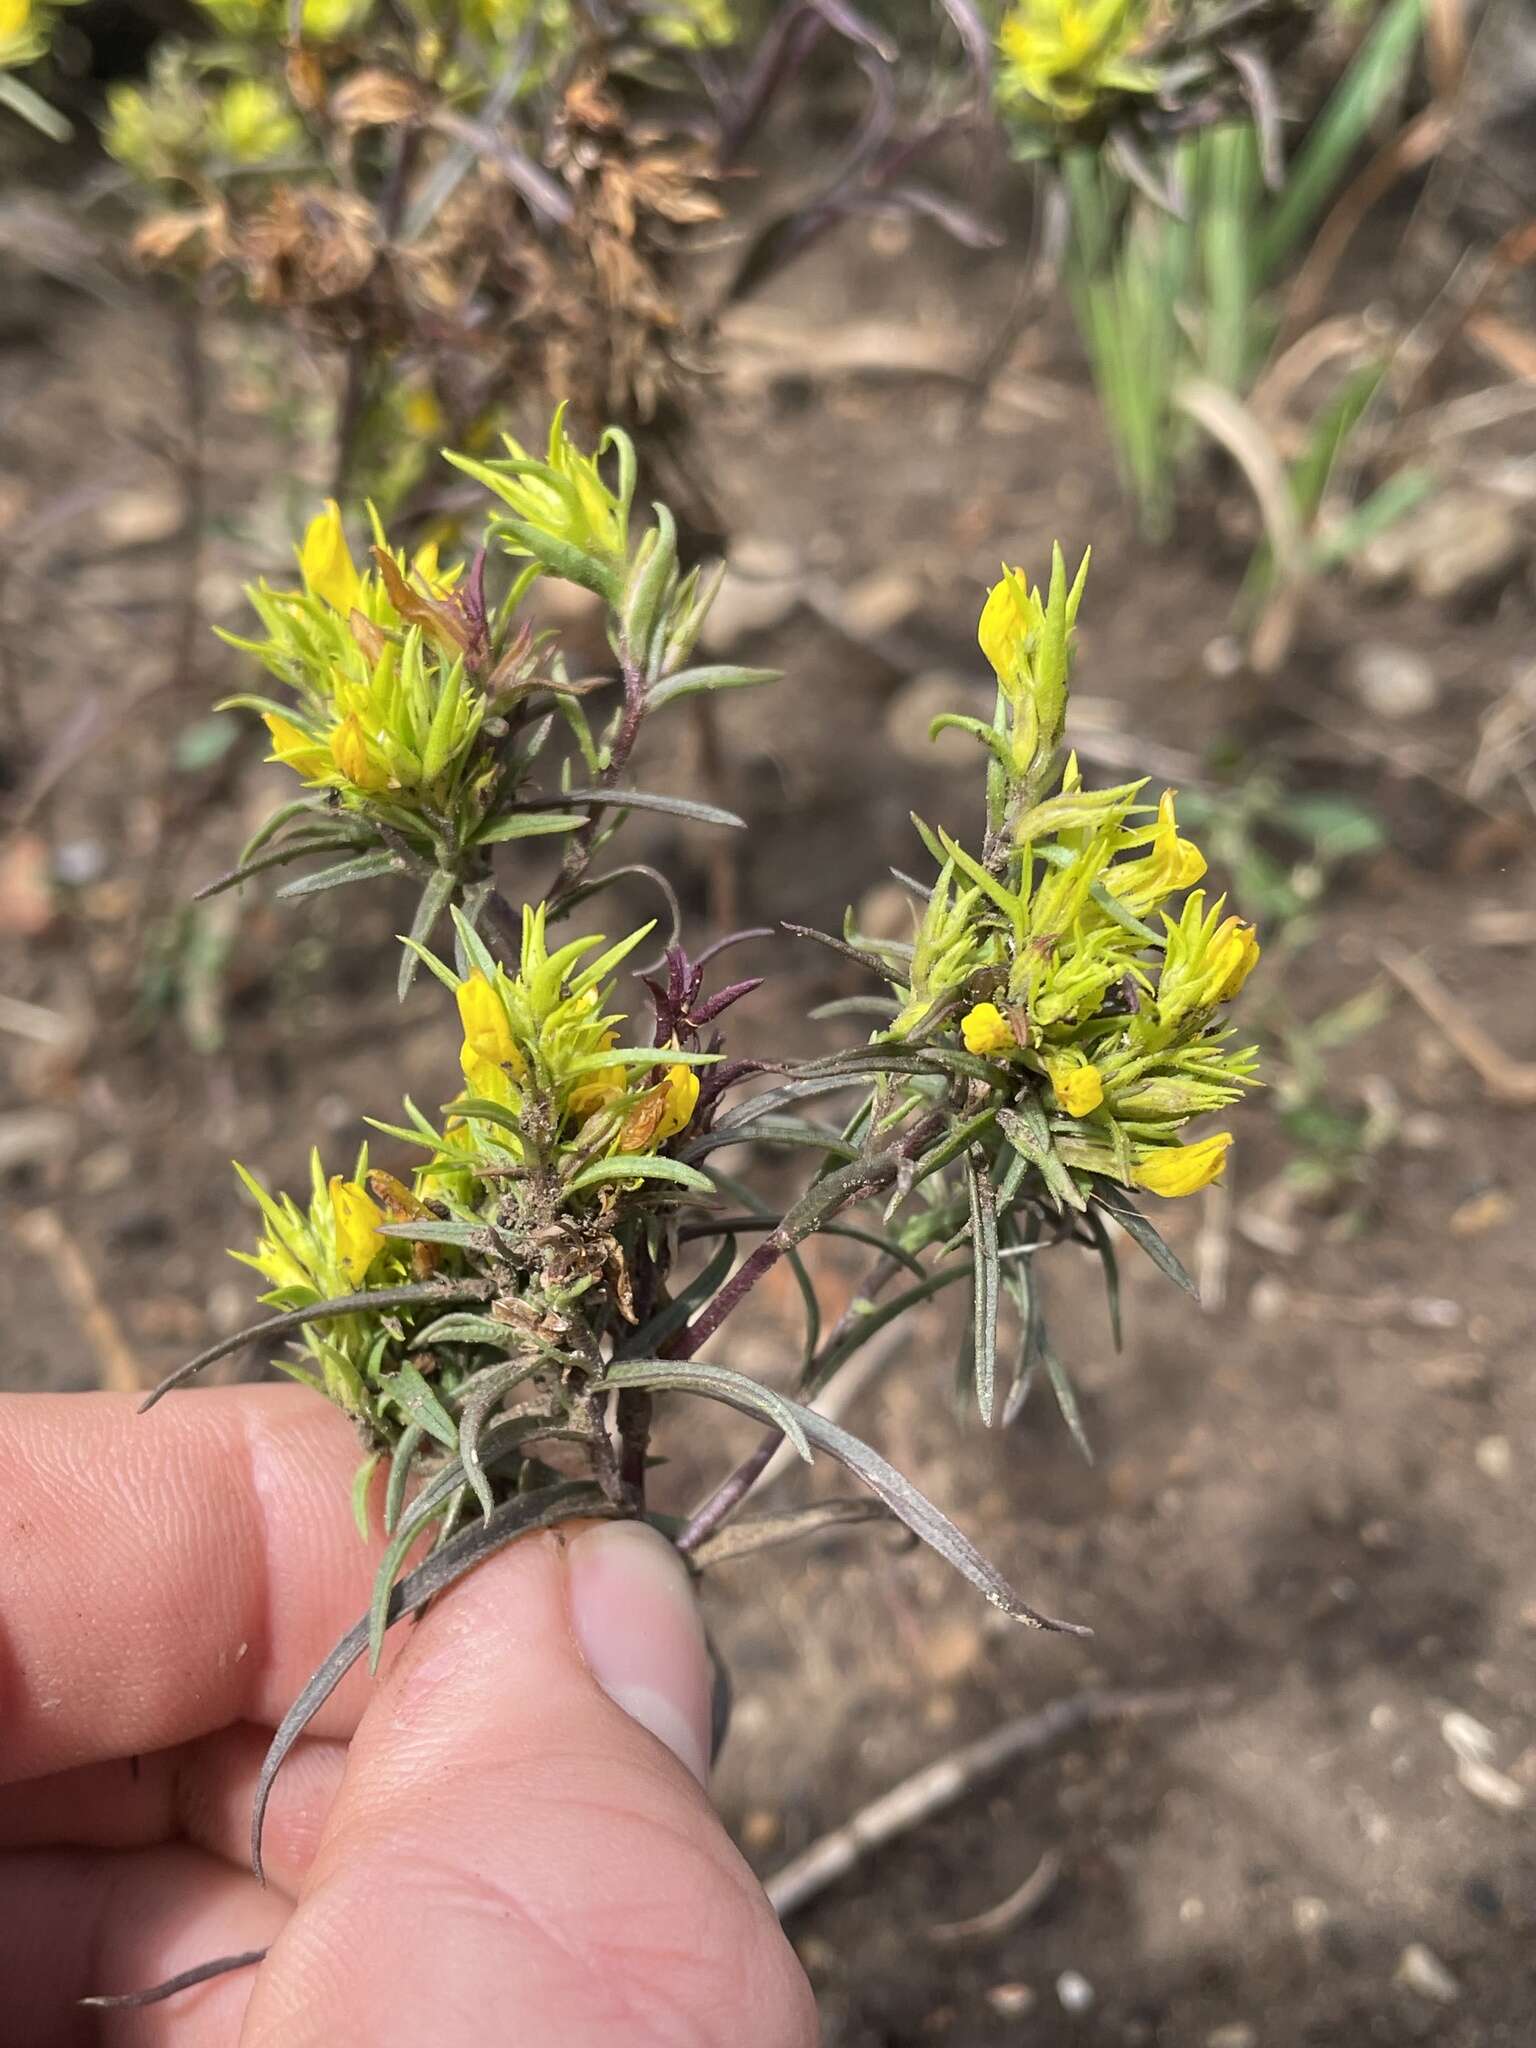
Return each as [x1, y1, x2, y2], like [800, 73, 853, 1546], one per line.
[0, 1386, 385, 1785]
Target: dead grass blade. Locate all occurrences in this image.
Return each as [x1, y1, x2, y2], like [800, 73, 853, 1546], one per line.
[1379, 943, 1536, 1107]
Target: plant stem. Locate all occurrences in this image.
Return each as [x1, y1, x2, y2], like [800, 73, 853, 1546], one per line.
[547, 653, 647, 913]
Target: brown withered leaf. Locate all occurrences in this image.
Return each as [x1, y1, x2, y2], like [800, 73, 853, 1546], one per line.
[330, 69, 425, 131]
[285, 46, 327, 115]
[370, 547, 472, 655]
[241, 187, 379, 308]
[133, 206, 226, 269]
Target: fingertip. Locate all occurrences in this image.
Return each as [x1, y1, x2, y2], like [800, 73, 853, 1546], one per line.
[566, 1520, 712, 1788]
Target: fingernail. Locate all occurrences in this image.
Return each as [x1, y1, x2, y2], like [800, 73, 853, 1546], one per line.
[566, 1521, 712, 1788]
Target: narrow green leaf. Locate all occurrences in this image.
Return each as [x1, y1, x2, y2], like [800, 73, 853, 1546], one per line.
[561, 787, 745, 829]
[384, 1422, 427, 1536]
[967, 1154, 1000, 1426]
[470, 810, 586, 846]
[1092, 1186, 1197, 1296]
[1043, 1341, 1094, 1465]
[276, 851, 400, 899]
[351, 1452, 381, 1541]
[793, 1403, 1089, 1634]
[379, 1364, 459, 1451]
[398, 869, 457, 1001]
[998, 1103, 1088, 1214]
[408, 1312, 526, 1351]
[646, 664, 779, 712]
[1084, 1204, 1123, 1349]
[376, 1217, 493, 1249]
[599, 1359, 814, 1463]
[565, 1154, 717, 1196]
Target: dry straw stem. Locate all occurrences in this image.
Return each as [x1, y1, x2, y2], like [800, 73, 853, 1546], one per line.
[764, 1685, 1222, 1919]
[929, 1845, 1064, 1943]
[17, 1208, 142, 1393]
[1379, 942, 1536, 1106]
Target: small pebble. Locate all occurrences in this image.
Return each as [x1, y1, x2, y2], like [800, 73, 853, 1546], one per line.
[985, 1983, 1037, 2017]
[1440, 1710, 1497, 1767]
[1395, 1942, 1460, 2004]
[1456, 1756, 1527, 1812]
[1206, 2027, 1257, 2048]
[1056, 1970, 1094, 2014]
[1342, 640, 1439, 720]
[1475, 1435, 1513, 1481]
[1292, 1896, 1329, 1936]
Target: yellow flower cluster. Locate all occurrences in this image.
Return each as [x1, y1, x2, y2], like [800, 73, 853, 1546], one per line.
[896, 558, 1259, 1199]
[997, 0, 1158, 123]
[224, 500, 487, 812]
[230, 1148, 405, 1411]
[407, 905, 706, 1181]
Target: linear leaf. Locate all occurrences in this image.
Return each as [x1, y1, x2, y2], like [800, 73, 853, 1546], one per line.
[561, 786, 744, 829]
[275, 851, 401, 899]
[1091, 1186, 1197, 1297]
[398, 868, 457, 1001]
[646, 664, 779, 712]
[470, 810, 586, 845]
[378, 1364, 459, 1451]
[138, 1279, 494, 1409]
[791, 1403, 1088, 1634]
[600, 1359, 813, 1463]
[565, 1154, 717, 1196]
[967, 1154, 999, 1426]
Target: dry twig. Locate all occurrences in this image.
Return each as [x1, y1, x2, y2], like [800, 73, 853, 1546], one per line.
[1380, 942, 1536, 1107]
[764, 1686, 1220, 1919]
[929, 1846, 1064, 1944]
[17, 1209, 143, 1393]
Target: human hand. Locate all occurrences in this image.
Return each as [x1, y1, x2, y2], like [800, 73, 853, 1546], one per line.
[0, 1387, 817, 2046]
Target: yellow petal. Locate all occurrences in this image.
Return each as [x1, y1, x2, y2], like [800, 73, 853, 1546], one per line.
[1134, 1132, 1232, 1198]
[655, 1062, 699, 1140]
[263, 711, 332, 782]
[299, 499, 362, 614]
[1045, 1056, 1103, 1117]
[329, 713, 388, 791]
[977, 569, 1028, 694]
[1213, 919, 1261, 1001]
[456, 971, 521, 1071]
[1153, 790, 1207, 892]
[961, 1001, 1015, 1057]
[329, 1175, 384, 1286]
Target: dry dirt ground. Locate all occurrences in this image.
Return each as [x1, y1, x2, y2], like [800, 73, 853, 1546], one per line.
[3, 142, 1535, 2048]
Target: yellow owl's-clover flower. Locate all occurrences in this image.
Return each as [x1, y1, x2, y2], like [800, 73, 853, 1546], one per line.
[997, 0, 1157, 122]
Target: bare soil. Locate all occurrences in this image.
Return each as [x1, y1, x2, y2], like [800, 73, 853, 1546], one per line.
[3, 162, 1534, 2048]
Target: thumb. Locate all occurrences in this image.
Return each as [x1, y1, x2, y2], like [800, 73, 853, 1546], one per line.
[239, 1521, 817, 2048]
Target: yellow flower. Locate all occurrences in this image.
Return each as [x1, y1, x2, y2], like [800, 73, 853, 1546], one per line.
[329, 712, 388, 791]
[328, 1175, 384, 1286]
[456, 971, 521, 1072]
[977, 569, 1030, 699]
[656, 1062, 699, 1140]
[0, 0, 33, 44]
[1045, 1055, 1104, 1118]
[263, 711, 332, 781]
[1212, 919, 1261, 1001]
[299, 499, 362, 615]
[1135, 1132, 1232, 1198]
[961, 1001, 1016, 1057]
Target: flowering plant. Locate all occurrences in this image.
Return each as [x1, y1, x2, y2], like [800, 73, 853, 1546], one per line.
[124, 405, 1257, 2005]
